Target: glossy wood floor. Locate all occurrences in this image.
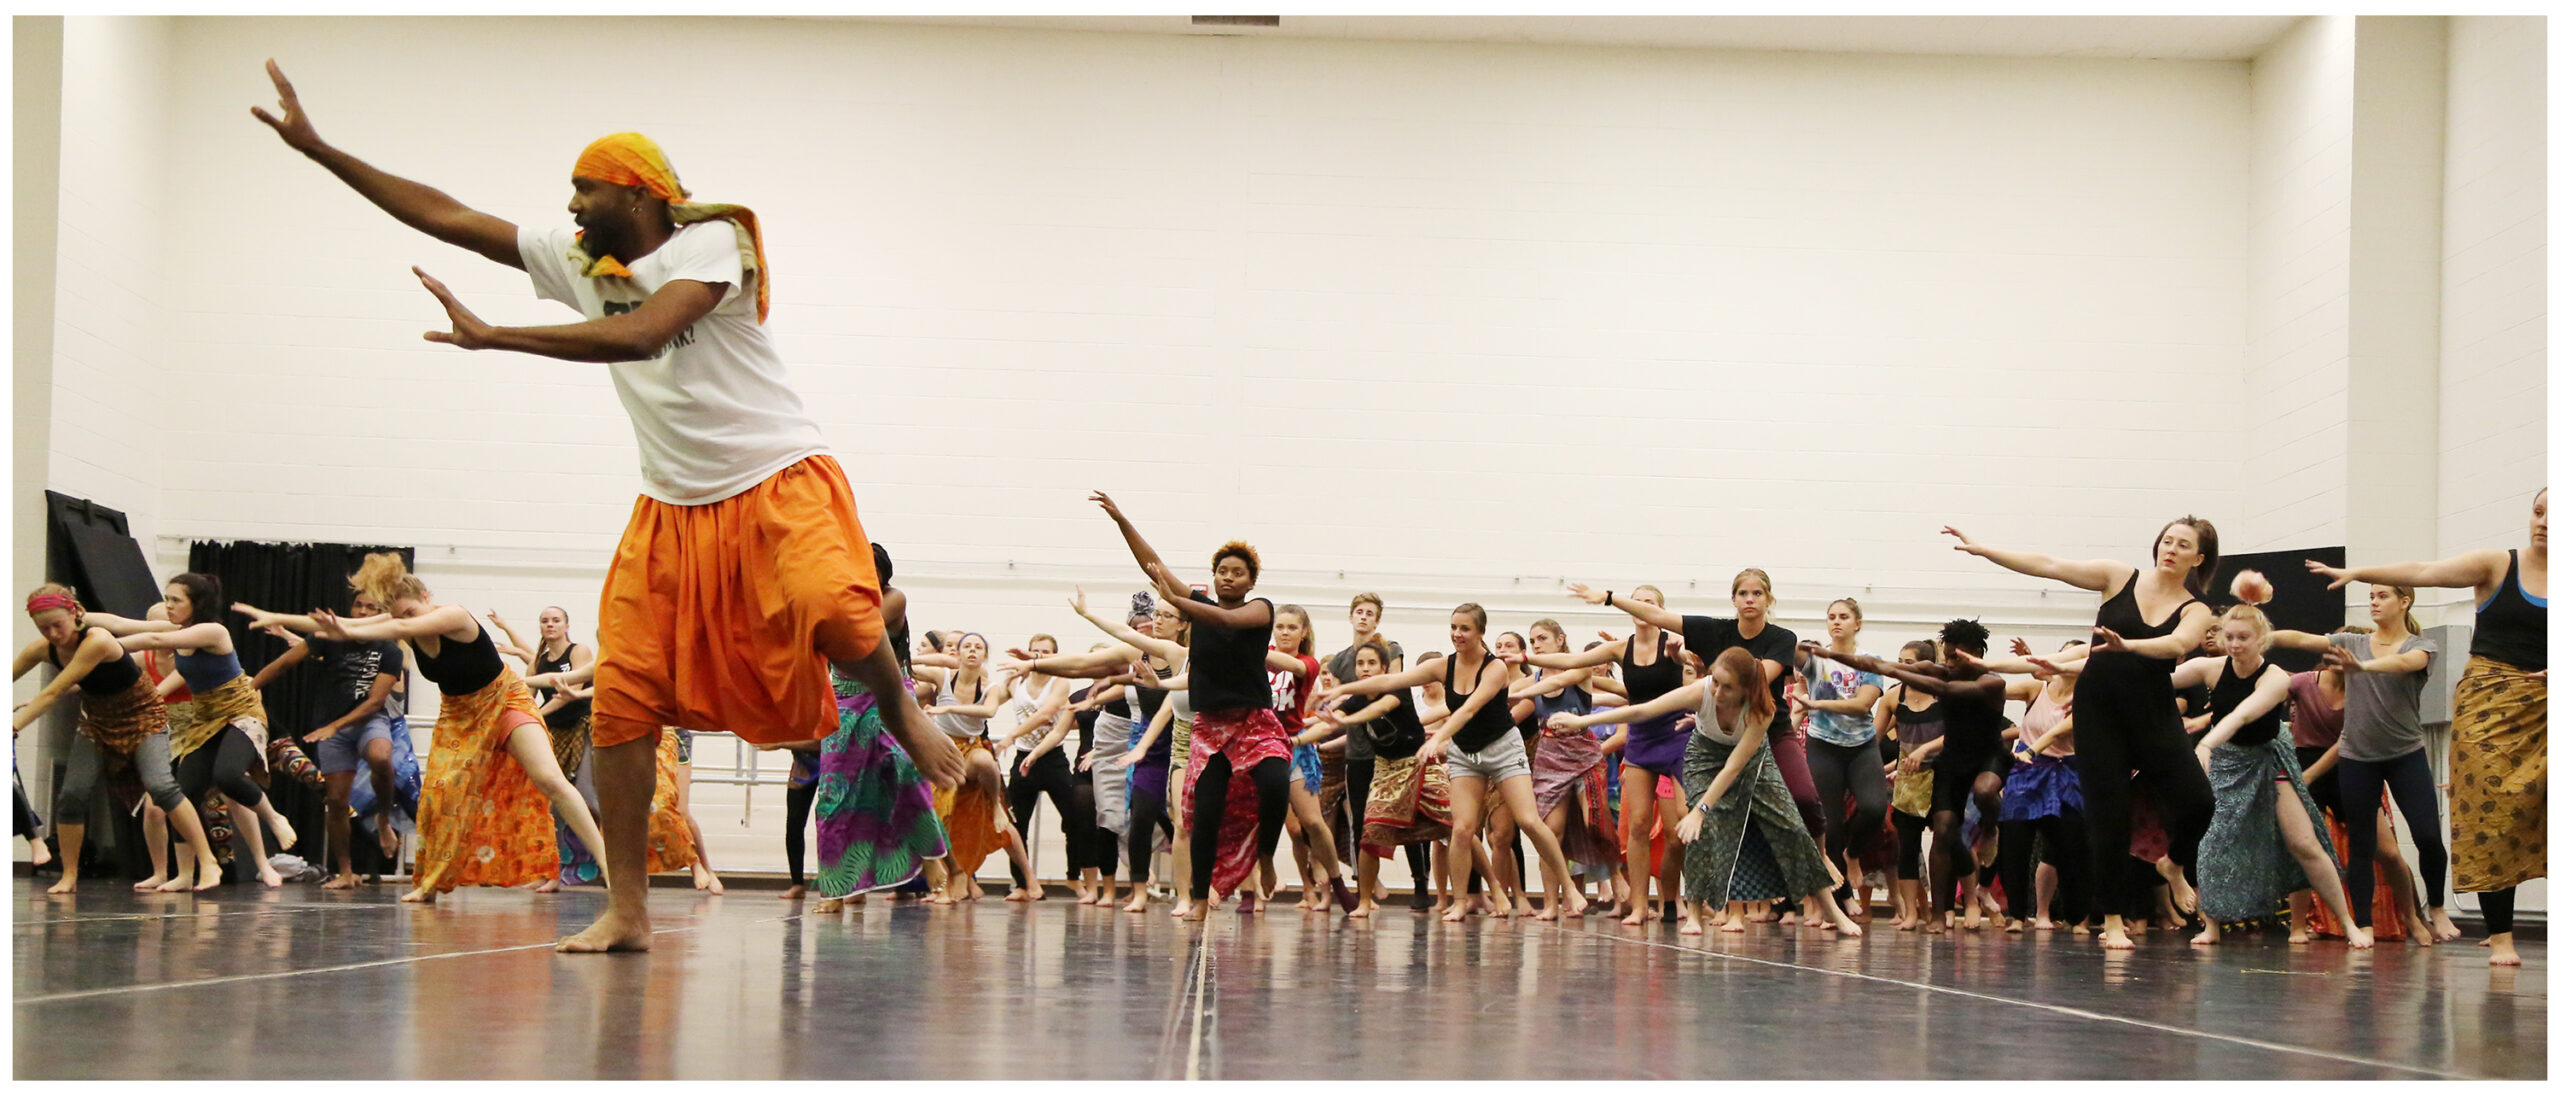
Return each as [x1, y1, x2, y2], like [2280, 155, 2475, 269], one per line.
[12, 880, 2544, 1080]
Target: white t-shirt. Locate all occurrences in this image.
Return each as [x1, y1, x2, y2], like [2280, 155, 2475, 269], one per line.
[519, 222, 828, 505]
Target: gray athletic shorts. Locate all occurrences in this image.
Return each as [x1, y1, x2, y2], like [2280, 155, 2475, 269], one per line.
[1444, 732, 1531, 787]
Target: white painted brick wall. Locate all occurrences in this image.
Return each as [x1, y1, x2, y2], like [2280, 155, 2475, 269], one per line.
[118, 16, 2269, 878]
[2438, 17, 2546, 558]
[2244, 16, 2357, 552]
[47, 17, 172, 557]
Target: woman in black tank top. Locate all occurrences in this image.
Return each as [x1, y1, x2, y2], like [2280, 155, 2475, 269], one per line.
[242, 552, 608, 905]
[2309, 487, 2547, 965]
[2178, 599, 2369, 949]
[1941, 519, 2219, 950]
[1331, 605, 1592, 922]
[1527, 583, 1678, 925]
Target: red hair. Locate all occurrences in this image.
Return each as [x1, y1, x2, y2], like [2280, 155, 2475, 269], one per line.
[1710, 647, 1776, 729]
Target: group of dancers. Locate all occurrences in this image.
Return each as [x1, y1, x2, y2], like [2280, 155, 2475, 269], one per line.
[19, 489, 2546, 974]
[14, 64, 2540, 973]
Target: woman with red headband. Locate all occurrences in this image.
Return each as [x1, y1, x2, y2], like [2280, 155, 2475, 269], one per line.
[80, 574, 303, 888]
[12, 585, 224, 892]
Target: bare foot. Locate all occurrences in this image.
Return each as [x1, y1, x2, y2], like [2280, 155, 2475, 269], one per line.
[779, 885, 806, 900]
[2346, 925, 2375, 950]
[1679, 913, 1705, 936]
[257, 868, 285, 889]
[2289, 927, 2312, 944]
[45, 876, 77, 895]
[1178, 902, 1209, 922]
[1077, 891, 1100, 906]
[376, 819, 400, 860]
[1834, 916, 1864, 938]
[1439, 904, 1469, 923]
[267, 815, 299, 854]
[812, 896, 846, 914]
[1924, 919, 1947, 935]
[2487, 936, 2522, 966]
[323, 873, 361, 891]
[556, 908, 651, 953]
[1780, 910, 1799, 926]
[1619, 902, 1653, 928]
[2005, 918, 2026, 934]
[533, 878, 561, 894]
[1005, 887, 1035, 902]
[2407, 917, 2436, 947]
[2034, 917, 2056, 930]
[133, 874, 170, 892]
[28, 839, 50, 868]
[2191, 924, 2221, 947]
[2428, 908, 2460, 941]
[1349, 900, 1375, 919]
[2072, 921, 2091, 936]
[1718, 915, 1746, 934]
[399, 887, 437, 904]
[2101, 926, 2135, 950]
[1122, 893, 1150, 914]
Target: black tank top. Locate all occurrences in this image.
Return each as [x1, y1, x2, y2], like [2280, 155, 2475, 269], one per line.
[533, 643, 590, 731]
[1444, 650, 1515, 753]
[49, 628, 142, 697]
[414, 623, 505, 696]
[2208, 657, 2285, 747]
[1893, 691, 1944, 768]
[1185, 595, 1274, 713]
[889, 618, 913, 675]
[1619, 633, 1681, 705]
[2084, 578, 2201, 691]
[2472, 549, 2546, 672]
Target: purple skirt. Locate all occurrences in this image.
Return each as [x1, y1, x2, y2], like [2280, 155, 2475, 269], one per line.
[1623, 710, 1691, 775]
[814, 677, 949, 899]
[2001, 755, 2082, 823]
[1129, 758, 1170, 800]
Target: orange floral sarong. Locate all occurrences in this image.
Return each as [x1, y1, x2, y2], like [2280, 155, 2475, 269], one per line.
[932, 738, 1004, 878]
[414, 669, 557, 893]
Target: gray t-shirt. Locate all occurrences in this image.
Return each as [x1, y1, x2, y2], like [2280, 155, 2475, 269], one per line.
[1325, 638, 1405, 762]
[2331, 631, 2438, 762]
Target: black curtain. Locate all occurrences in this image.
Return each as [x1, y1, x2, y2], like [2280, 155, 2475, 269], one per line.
[2213, 546, 2348, 675]
[186, 540, 414, 874]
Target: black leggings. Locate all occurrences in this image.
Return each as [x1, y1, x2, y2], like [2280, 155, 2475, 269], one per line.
[1187, 753, 1288, 901]
[1999, 811, 2087, 924]
[1006, 752, 1077, 887]
[2072, 678, 2214, 918]
[13, 765, 41, 839]
[175, 727, 266, 816]
[1343, 758, 1375, 865]
[2479, 888, 2516, 936]
[1068, 771, 1118, 877]
[1807, 737, 1888, 897]
[1892, 809, 1927, 882]
[783, 781, 816, 888]
[2338, 747, 2448, 922]
[1126, 784, 1176, 885]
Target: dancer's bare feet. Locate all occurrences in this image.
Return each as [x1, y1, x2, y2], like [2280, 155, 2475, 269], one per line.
[779, 885, 806, 900]
[256, 866, 285, 889]
[1178, 900, 1210, 922]
[2427, 907, 2460, 941]
[45, 875, 77, 895]
[399, 887, 437, 904]
[2100, 916, 2135, 950]
[133, 874, 169, 892]
[691, 864, 725, 894]
[266, 814, 299, 856]
[1717, 911, 1747, 934]
[323, 873, 361, 891]
[532, 878, 561, 894]
[1122, 891, 1151, 913]
[1349, 899, 1376, 919]
[812, 896, 845, 914]
[1076, 889, 1101, 906]
[556, 908, 651, 952]
[2486, 934, 2522, 966]
[28, 837, 50, 869]
[2191, 919, 2222, 947]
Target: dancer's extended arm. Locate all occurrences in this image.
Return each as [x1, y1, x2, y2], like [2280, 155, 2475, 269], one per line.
[1940, 526, 2126, 593]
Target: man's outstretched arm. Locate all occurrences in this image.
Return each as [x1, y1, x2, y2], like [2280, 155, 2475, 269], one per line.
[254, 60, 523, 271]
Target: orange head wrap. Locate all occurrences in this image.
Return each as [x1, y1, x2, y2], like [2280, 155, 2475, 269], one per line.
[570, 132, 772, 324]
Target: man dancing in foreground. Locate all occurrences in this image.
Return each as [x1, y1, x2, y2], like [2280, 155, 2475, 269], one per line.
[254, 60, 964, 951]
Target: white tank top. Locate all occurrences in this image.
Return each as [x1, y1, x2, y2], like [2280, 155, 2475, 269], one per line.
[934, 672, 992, 740]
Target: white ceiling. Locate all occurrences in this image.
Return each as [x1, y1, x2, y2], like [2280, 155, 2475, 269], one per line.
[843, 15, 2305, 62]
